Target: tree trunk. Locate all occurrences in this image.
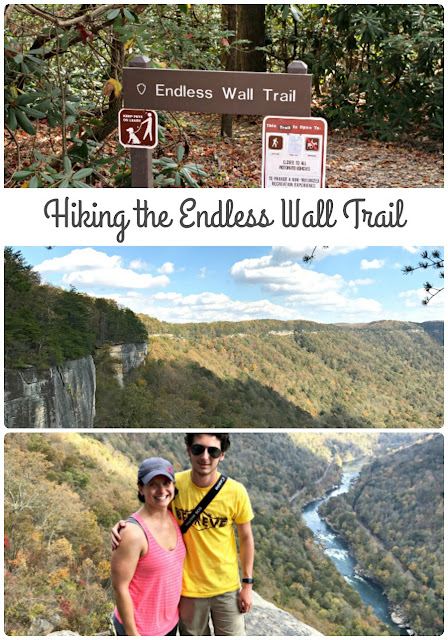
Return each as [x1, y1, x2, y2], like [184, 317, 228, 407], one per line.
[87, 31, 124, 142]
[236, 4, 266, 72]
[221, 4, 237, 137]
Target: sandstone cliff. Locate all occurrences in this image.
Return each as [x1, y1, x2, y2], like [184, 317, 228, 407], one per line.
[108, 343, 147, 387]
[5, 357, 96, 428]
[5, 343, 148, 428]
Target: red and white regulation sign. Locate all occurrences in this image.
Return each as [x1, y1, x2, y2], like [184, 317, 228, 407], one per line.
[262, 116, 327, 188]
[118, 109, 158, 149]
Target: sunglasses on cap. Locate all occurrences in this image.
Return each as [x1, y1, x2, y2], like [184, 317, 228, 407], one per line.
[190, 443, 222, 458]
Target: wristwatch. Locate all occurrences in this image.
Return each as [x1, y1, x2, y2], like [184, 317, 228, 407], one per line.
[242, 578, 254, 584]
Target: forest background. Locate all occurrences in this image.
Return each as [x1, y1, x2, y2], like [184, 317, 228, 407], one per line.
[4, 4, 444, 188]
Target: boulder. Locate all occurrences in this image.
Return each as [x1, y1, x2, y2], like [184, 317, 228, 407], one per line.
[27, 618, 54, 636]
[245, 592, 323, 636]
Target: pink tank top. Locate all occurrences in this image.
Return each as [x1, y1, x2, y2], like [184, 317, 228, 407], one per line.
[115, 511, 186, 636]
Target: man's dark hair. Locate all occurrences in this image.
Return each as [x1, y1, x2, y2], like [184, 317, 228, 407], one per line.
[184, 433, 230, 453]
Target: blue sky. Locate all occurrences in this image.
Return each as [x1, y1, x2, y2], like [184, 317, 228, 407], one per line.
[13, 246, 444, 324]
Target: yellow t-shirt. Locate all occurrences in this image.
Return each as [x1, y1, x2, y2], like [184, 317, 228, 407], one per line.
[172, 470, 254, 598]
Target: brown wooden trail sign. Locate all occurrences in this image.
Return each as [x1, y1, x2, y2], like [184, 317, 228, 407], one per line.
[123, 56, 311, 187]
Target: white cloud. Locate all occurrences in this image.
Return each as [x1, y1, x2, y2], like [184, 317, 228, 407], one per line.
[152, 292, 183, 301]
[399, 288, 444, 312]
[62, 269, 169, 290]
[230, 255, 345, 295]
[403, 246, 420, 254]
[98, 290, 294, 323]
[35, 248, 169, 290]
[228, 253, 384, 322]
[360, 259, 386, 270]
[348, 278, 374, 287]
[285, 291, 383, 319]
[199, 267, 207, 279]
[35, 248, 122, 272]
[129, 259, 149, 270]
[347, 278, 374, 294]
[158, 262, 175, 274]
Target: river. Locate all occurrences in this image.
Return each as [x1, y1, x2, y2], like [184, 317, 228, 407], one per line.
[302, 463, 406, 635]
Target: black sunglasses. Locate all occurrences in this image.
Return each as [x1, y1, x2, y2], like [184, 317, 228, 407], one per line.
[190, 444, 222, 458]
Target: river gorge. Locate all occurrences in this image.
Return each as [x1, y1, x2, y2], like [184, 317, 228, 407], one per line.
[302, 464, 406, 635]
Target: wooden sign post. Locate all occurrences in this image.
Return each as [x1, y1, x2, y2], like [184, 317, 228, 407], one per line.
[124, 56, 312, 187]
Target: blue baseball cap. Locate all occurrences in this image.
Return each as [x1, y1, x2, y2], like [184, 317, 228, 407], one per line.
[138, 458, 175, 485]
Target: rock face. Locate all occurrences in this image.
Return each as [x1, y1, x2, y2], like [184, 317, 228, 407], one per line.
[245, 592, 323, 636]
[27, 618, 55, 636]
[5, 357, 96, 428]
[4, 343, 147, 428]
[108, 343, 147, 387]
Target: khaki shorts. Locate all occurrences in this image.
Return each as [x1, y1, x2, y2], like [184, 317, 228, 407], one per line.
[179, 590, 245, 636]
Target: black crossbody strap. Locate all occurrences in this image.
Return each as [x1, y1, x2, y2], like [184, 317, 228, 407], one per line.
[180, 475, 228, 535]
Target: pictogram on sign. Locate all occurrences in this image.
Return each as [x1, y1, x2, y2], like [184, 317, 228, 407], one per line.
[306, 137, 320, 151]
[269, 135, 283, 150]
[118, 109, 158, 149]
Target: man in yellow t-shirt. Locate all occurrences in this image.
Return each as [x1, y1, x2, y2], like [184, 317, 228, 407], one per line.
[175, 433, 254, 635]
[112, 433, 254, 636]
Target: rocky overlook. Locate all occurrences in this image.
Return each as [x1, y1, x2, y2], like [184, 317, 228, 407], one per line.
[5, 343, 147, 428]
[27, 592, 322, 636]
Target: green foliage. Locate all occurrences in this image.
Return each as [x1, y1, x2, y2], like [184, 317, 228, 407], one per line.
[320, 435, 444, 635]
[153, 145, 208, 187]
[13, 150, 94, 188]
[5, 41, 81, 135]
[4, 249, 147, 370]
[113, 5, 234, 71]
[4, 5, 236, 188]
[5, 23, 99, 187]
[266, 4, 443, 140]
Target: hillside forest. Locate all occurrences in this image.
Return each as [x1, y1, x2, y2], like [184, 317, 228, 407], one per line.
[4, 4, 443, 188]
[320, 434, 444, 635]
[5, 247, 148, 370]
[5, 431, 441, 636]
[5, 249, 444, 429]
[97, 314, 443, 429]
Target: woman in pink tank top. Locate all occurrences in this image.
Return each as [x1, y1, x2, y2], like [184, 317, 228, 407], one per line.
[111, 458, 186, 636]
